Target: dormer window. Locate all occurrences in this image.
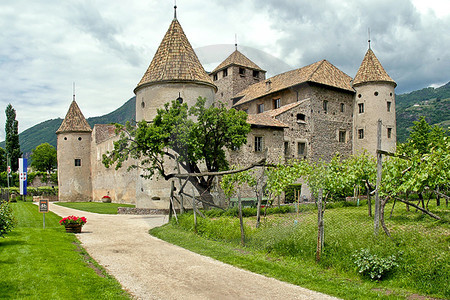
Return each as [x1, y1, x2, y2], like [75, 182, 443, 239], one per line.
[273, 98, 281, 109]
[213, 74, 218, 81]
[265, 80, 271, 91]
[257, 103, 264, 114]
[253, 70, 260, 78]
[223, 68, 228, 77]
[239, 67, 245, 75]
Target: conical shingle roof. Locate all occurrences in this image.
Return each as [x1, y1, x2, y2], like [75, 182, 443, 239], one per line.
[135, 18, 215, 93]
[212, 49, 265, 73]
[353, 49, 396, 87]
[56, 100, 92, 133]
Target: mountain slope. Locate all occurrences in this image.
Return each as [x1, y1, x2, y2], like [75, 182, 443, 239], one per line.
[0, 96, 136, 157]
[396, 82, 450, 142]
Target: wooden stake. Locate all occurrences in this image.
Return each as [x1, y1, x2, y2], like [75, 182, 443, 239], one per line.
[238, 187, 245, 246]
[374, 119, 382, 235]
[192, 186, 197, 233]
[316, 188, 324, 262]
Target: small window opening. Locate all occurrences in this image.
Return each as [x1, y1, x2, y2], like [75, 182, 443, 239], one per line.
[374, 91, 379, 96]
[273, 98, 281, 109]
[340, 103, 345, 113]
[257, 103, 264, 114]
[78, 137, 82, 141]
[339, 130, 346, 143]
[254, 136, 263, 152]
[358, 129, 364, 139]
[387, 128, 392, 139]
[297, 142, 306, 157]
[239, 67, 245, 75]
[284, 141, 289, 156]
[358, 94, 362, 98]
[253, 70, 259, 78]
[387, 101, 392, 112]
[323, 100, 328, 113]
[296, 113, 306, 122]
[64, 137, 67, 140]
[223, 68, 228, 77]
[75, 159, 81, 167]
[358, 103, 364, 113]
[213, 74, 218, 81]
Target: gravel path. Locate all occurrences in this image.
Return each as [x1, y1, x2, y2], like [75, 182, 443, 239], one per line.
[49, 203, 339, 300]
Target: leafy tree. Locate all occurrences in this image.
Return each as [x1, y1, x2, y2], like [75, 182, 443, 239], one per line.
[5, 104, 22, 171]
[0, 201, 16, 237]
[103, 97, 251, 206]
[0, 147, 6, 173]
[30, 143, 57, 173]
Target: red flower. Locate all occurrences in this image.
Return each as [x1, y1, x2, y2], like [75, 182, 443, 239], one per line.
[59, 215, 87, 226]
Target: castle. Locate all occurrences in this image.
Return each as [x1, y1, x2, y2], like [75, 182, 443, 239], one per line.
[56, 10, 396, 207]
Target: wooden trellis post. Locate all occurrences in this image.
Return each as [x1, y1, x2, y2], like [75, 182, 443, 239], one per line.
[374, 119, 382, 235]
[316, 188, 324, 262]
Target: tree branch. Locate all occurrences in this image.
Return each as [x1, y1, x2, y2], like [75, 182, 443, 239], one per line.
[394, 197, 441, 220]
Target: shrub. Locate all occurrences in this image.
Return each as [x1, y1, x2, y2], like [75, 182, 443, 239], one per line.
[352, 248, 399, 280]
[0, 201, 17, 237]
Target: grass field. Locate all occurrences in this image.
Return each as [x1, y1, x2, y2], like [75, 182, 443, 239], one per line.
[0, 202, 129, 299]
[151, 201, 449, 299]
[55, 202, 135, 214]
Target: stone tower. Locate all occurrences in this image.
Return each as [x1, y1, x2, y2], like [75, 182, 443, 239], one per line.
[56, 100, 92, 202]
[353, 48, 397, 155]
[210, 49, 266, 108]
[133, 12, 217, 208]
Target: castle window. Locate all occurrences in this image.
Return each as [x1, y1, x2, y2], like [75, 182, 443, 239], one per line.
[340, 103, 345, 113]
[296, 113, 306, 122]
[284, 141, 289, 156]
[358, 103, 364, 113]
[213, 74, 218, 81]
[358, 94, 362, 98]
[253, 70, 259, 78]
[374, 91, 379, 96]
[64, 137, 67, 140]
[390, 92, 393, 96]
[387, 128, 392, 139]
[358, 129, 364, 139]
[239, 67, 246, 75]
[387, 101, 392, 112]
[257, 103, 264, 114]
[254, 136, 263, 152]
[75, 159, 81, 167]
[78, 137, 82, 141]
[297, 142, 306, 157]
[223, 68, 228, 77]
[339, 130, 346, 143]
[273, 98, 281, 109]
[323, 100, 328, 113]
[141, 101, 145, 108]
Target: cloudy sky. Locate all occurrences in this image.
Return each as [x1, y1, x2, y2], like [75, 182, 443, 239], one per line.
[0, 0, 449, 140]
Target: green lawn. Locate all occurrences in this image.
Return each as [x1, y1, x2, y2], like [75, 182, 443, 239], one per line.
[0, 202, 129, 299]
[55, 202, 134, 214]
[151, 202, 449, 299]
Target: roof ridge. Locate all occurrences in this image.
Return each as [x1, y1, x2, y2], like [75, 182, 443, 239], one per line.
[212, 49, 265, 73]
[307, 59, 325, 82]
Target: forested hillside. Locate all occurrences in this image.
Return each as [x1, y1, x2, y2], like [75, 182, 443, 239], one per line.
[396, 82, 450, 142]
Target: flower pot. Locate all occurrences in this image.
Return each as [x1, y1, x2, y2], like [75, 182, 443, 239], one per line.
[65, 224, 82, 233]
[102, 197, 111, 203]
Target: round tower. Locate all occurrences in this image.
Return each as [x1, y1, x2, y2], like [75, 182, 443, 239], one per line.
[353, 48, 397, 156]
[56, 100, 92, 202]
[134, 10, 216, 208]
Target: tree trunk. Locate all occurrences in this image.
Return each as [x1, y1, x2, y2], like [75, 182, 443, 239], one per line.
[367, 186, 372, 217]
[256, 189, 262, 228]
[380, 198, 391, 237]
[237, 188, 245, 246]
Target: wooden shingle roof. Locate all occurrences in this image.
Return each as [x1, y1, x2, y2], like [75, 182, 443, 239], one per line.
[353, 49, 396, 87]
[212, 50, 265, 73]
[135, 18, 215, 93]
[56, 100, 92, 133]
[233, 60, 353, 107]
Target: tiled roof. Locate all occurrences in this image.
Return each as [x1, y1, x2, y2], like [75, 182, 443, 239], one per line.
[56, 100, 92, 133]
[212, 49, 265, 73]
[263, 99, 309, 117]
[135, 19, 215, 92]
[233, 60, 353, 107]
[246, 114, 288, 128]
[353, 49, 396, 87]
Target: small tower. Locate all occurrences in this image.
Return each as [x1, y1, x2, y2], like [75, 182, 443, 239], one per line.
[56, 100, 92, 202]
[210, 49, 266, 108]
[353, 48, 397, 155]
[133, 8, 217, 208]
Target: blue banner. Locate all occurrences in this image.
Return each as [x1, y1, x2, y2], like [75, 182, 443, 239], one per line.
[19, 158, 27, 196]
